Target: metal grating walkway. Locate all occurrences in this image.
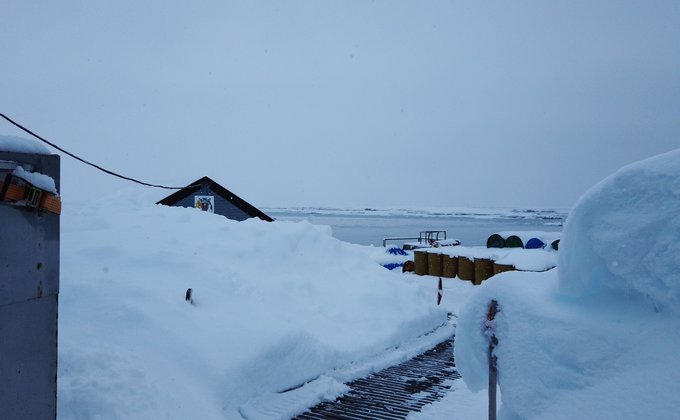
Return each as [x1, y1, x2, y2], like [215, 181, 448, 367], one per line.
[293, 337, 459, 419]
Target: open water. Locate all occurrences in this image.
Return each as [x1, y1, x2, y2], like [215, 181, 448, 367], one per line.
[267, 209, 565, 247]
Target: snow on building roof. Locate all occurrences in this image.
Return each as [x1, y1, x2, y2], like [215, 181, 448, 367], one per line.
[0, 135, 52, 155]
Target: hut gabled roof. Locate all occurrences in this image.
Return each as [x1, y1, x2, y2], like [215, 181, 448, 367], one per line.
[156, 176, 273, 222]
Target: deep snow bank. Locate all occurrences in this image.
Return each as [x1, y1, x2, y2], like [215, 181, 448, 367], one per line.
[58, 197, 446, 419]
[559, 149, 680, 311]
[455, 149, 680, 419]
[456, 271, 680, 419]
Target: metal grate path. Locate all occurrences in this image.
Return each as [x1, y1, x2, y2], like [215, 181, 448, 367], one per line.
[293, 337, 459, 419]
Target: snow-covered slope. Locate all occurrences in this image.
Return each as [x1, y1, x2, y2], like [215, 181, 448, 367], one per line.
[454, 149, 680, 419]
[57, 198, 446, 419]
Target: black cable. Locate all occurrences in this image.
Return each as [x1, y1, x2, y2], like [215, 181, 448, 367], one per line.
[0, 112, 185, 189]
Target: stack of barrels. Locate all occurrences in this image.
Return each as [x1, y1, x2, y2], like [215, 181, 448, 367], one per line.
[413, 249, 515, 285]
[410, 231, 560, 285]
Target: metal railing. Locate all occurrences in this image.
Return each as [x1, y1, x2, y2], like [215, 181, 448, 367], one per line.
[382, 236, 420, 247]
[382, 230, 448, 248]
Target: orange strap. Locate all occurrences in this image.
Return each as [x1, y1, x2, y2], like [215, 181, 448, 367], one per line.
[0, 177, 62, 215]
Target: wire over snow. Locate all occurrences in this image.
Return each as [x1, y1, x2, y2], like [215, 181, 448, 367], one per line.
[0, 112, 185, 190]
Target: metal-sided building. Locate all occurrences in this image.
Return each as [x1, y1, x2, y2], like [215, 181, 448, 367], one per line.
[156, 176, 273, 222]
[1, 148, 60, 419]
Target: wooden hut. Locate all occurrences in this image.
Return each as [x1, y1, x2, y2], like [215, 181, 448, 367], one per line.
[157, 176, 273, 222]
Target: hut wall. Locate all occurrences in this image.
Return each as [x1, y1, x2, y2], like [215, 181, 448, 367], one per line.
[172, 185, 252, 221]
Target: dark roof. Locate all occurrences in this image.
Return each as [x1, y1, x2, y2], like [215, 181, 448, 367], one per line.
[156, 176, 273, 222]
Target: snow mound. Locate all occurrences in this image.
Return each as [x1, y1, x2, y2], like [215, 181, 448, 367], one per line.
[454, 148, 680, 419]
[58, 199, 446, 419]
[559, 148, 680, 311]
[455, 270, 680, 420]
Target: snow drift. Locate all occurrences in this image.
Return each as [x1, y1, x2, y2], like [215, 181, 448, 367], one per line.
[57, 196, 446, 419]
[455, 149, 680, 419]
[558, 149, 680, 311]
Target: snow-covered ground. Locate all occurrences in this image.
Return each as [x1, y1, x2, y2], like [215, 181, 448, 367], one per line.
[56, 192, 453, 419]
[454, 149, 680, 419]
[8, 135, 679, 419]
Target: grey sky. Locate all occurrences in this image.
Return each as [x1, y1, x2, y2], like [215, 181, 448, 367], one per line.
[1, 1, 678, 209]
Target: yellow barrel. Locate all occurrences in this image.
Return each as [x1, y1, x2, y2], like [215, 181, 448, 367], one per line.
[474, 258, 494, 285]
[493, 262, 515, 275]
[414, 250, 429, 276]
[428, 252, 443, 277]
[458, 256, 475, 281]
[442, 255, 458, 278]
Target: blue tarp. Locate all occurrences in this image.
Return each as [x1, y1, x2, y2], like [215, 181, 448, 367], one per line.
[382, 262, 404, 271]
[386, 246, 408, 256]
[525, 238, 546, 249]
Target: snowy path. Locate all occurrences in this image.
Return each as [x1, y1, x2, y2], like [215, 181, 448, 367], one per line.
[293, 337, 459, 419]
[296, 338, 460, 420]
[237, 315, 457, 419]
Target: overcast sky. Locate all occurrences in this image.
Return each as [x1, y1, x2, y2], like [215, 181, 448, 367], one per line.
[1, 1, 678, 210]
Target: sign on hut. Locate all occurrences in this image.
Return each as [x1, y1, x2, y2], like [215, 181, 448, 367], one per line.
[156, 176, 273, 222]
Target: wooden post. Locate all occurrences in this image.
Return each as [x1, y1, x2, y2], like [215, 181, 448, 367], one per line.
[437, 277, 443, 305]
[488, 336, 498, 420]
[486, 300, 500, 420]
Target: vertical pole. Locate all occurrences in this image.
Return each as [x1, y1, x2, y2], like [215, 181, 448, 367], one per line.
[437, 277, 443, 305]
[486, 300, 499, 420]
[488, 336, 498, 420]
